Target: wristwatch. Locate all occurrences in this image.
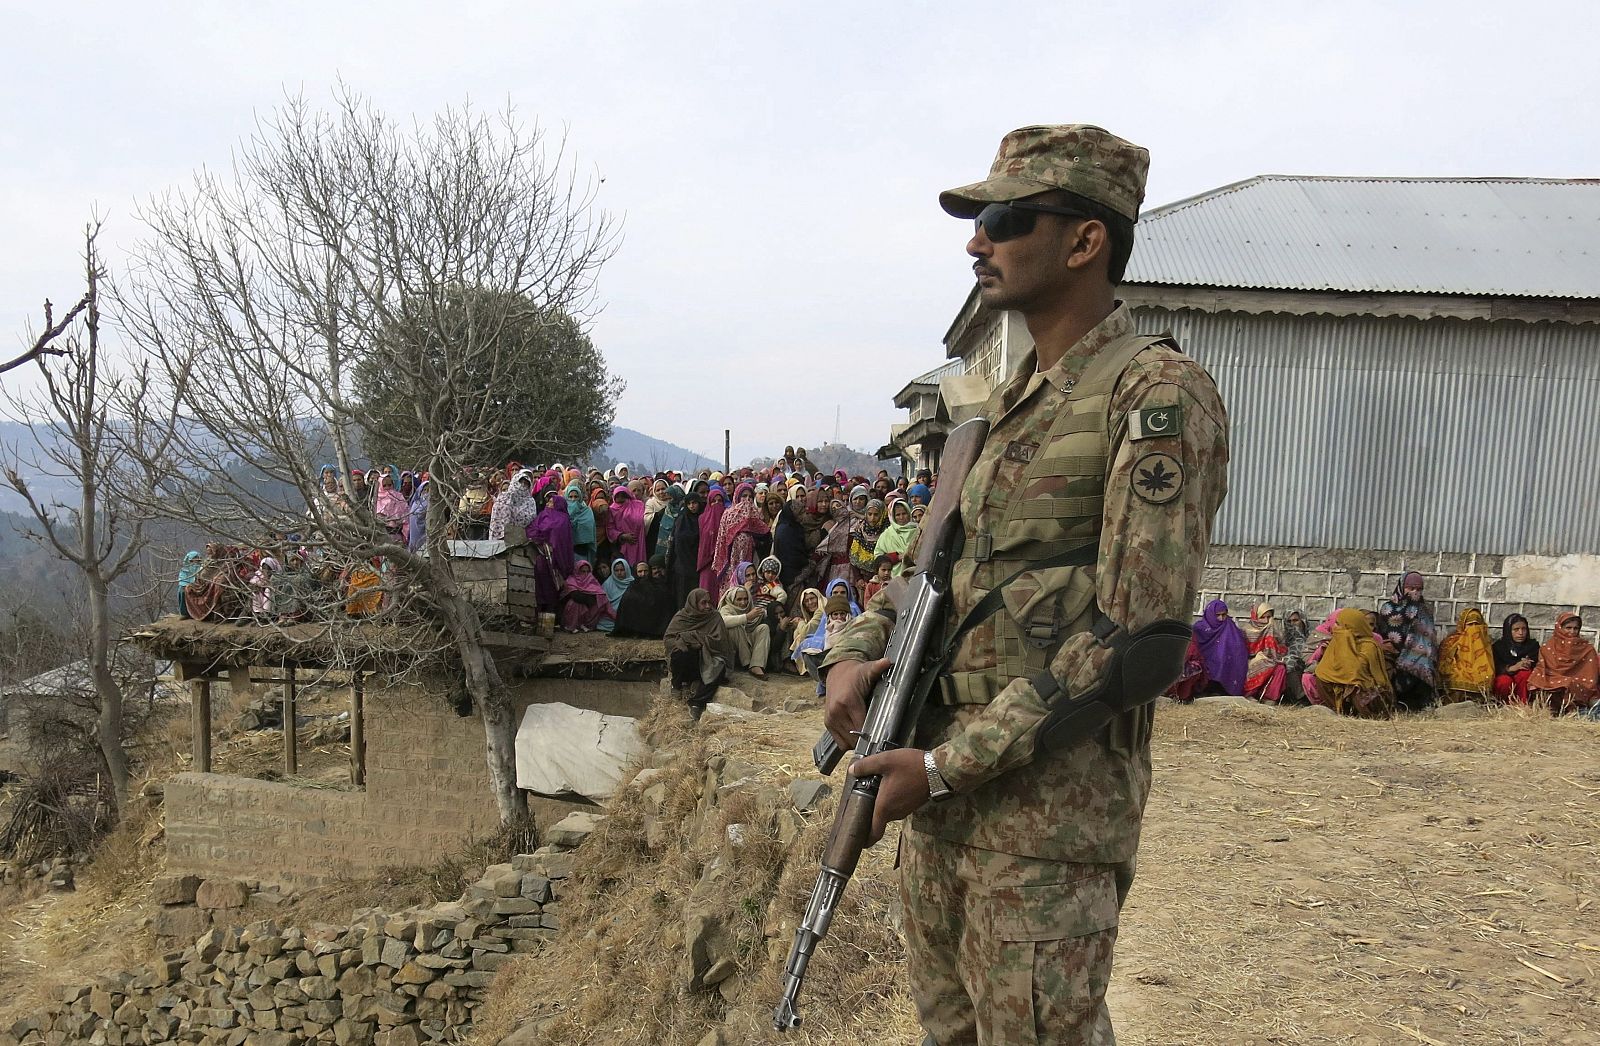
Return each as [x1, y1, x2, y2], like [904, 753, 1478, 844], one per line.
[923, 750, 955, 802]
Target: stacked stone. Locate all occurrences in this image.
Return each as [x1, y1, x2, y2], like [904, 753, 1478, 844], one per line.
[0, 856, 78, 891]
[0, 813, 603, 1046]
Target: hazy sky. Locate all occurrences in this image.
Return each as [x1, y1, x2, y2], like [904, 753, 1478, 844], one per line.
[3, 1, 1597, 464]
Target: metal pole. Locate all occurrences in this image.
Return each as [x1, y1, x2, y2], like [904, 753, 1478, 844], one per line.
[283, 663, 298, 777]
[350, 672, 366, 787]
[724, 429, 731, 475]
[191, 678, 211, 773]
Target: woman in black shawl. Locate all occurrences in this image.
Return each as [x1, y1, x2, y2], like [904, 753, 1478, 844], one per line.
[666, 487, 705, 612]
[1492, 613, 1540, 704]
[611, 555, 675, 639]
[774, 491, 826, 595]
[664, 588, 730, 716]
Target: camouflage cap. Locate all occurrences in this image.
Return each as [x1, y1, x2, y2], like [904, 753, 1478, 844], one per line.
[939, 124, 1150, 222]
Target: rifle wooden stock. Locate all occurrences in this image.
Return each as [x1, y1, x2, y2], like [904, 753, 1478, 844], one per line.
[777, 416, 992, 1032]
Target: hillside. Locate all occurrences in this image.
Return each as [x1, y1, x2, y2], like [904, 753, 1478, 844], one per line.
[599, 427, 721, 474]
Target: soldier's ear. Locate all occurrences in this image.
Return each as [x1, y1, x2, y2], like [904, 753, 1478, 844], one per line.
[1063, 218, 1109, 274]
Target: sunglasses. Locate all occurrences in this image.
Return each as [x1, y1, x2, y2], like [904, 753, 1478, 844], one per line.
[973, 201, 1092, 243]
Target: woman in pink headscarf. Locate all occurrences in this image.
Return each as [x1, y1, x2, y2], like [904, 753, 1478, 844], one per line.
[712, 483, 770, 595]
[607, 486, 647, 563]
[558, 560, 613, 632]
[373, 472, 410, 543]
[696, 484, 727, 599]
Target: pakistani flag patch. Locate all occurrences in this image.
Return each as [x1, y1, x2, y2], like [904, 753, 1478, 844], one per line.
[1130, 404, 1182, 441]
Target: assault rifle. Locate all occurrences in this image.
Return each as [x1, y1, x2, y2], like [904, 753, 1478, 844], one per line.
[772, 416, 989, 1032]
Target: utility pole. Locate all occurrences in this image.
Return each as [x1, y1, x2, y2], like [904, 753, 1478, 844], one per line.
[724, 429, 730, 475]
[834, 406, 841, 446]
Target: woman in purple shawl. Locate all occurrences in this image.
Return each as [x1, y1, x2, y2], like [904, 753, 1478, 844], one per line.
[1193, 599, 1249, 695]
[529, 491, 577, 611]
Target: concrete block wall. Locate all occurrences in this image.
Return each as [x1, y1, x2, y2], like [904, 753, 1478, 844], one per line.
[1199, 544, 1600, 642]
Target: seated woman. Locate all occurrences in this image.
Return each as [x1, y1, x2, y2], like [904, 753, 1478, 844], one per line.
[664, 588, 730, 719]
[557, 561, 612, 633]
[1436, 608, 1496, 704]
[794, 589, 857, 695]
[786, 587, 825, 667]
[1164, 636, 1209, 703]
[1312, 608, 1394, 718]
[1279, 609, 1314, 703]
[612, 556, 675, 639]
[1242, 603, 1288, 703]
[1527, 612, 1600, 713]
[717, 585, 772, 679]
[1193, 600, 1248, 696]
[1492, 613, 1540, 704]
[597, 558, 633, 635]
[873, 499, 919, 576]
[1298, 611, 1338, 705]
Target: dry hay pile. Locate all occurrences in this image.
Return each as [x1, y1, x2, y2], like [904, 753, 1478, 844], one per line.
[474, 698, 921, 1046]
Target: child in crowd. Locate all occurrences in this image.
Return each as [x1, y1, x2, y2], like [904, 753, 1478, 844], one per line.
[861, 555, 892, 605]
[796, 590, 855, 695]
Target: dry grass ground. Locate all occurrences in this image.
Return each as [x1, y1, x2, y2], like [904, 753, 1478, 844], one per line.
[5, 688, 1596, 1045]
[483, 697, 1600, 1046]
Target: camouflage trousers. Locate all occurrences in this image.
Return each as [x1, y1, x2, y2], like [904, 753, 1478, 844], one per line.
[900, 827, 1132, 1045]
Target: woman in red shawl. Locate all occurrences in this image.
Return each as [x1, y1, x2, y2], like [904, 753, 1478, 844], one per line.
[712, 483, 770, 595]
[696, 484, 727, 599]
[558, 560, 612, 632]
[1528, 612, 1600, 712]
[1243, 603, 1289, 703]
[607, 485, 647, 563]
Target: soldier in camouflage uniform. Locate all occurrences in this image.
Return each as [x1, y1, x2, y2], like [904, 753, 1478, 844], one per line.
[821, 125, 1230, 1044]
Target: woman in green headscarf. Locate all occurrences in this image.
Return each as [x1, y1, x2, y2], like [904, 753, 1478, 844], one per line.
[873, 497, 918, 577]
[564, 482, 597, 566]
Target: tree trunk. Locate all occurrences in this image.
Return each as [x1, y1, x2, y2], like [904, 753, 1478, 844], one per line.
[434, 576, 529, 826]
[86, 576, 128, 808]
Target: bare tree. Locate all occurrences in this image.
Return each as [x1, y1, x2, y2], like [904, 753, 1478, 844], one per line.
[0, 293, 92, 379]
[117, 87, 618, 826]
[0, 223, 165, 807]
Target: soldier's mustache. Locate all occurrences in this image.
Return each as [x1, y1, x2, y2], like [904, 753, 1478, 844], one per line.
[974, 263, 999, 278]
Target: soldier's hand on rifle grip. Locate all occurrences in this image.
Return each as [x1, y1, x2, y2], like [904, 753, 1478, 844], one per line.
[849, 747, 932, 844]
[822, 657, 893, 751]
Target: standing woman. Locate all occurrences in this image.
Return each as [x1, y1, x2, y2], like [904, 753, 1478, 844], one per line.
[1377, 571, 1439, 711]
[1492, 613, 1540, 704]
[667, 487, 705, 612]
[407, 478, 430, 553]
[712, 483, 769, 595]
[697, 485, 728, 598]
[819, 497, 854, 591]
[489, 470, 537, 542]
[646, 484, 684, 561]
[873, 499, 919, 576]
[1437, 608, 1496, 704]
[564, 481, 597, 567]
[607, 486, 647, 565]
[1528, 612, 1600, 712]
[528, 491, 576, 613]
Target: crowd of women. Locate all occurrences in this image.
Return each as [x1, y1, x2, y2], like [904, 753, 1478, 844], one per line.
[1169, 571, 1600, 719]
[175, 451, 933, 659]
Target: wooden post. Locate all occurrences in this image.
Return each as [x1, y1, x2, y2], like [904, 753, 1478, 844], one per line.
[190, 678, 211, 773]
[350, 671, 366, 787]
[283, 663, 298, 777]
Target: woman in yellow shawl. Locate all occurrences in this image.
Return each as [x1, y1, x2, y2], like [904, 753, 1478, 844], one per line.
[1437, 608, 1496, 704]
[1313, 608, 1394, 718]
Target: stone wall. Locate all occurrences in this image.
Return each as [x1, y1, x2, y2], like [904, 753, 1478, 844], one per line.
[0, 820, 596, 1046]
[166, 679, 653, 887]
[1200, 545, 1600, 641]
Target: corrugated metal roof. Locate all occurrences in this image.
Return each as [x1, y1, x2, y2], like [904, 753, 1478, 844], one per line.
[910, 359, 965, 385]
[1125, 176, 1600, 299]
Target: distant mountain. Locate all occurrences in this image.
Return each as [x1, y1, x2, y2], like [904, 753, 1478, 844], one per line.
[599, 427, 721, 475]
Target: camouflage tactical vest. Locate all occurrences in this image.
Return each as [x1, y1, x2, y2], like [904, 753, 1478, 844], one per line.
[939, 331, 1174, 704]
